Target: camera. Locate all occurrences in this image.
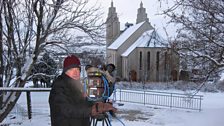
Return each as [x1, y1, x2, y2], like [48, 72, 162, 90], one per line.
[83, 64, 116, 102]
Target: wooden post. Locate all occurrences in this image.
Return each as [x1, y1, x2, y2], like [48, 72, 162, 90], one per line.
[26, 91, 32, 119]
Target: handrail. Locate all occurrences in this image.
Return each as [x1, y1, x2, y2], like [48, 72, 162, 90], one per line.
[115, 88, 203, 111]
[119, 89, 203, 97]
[0, 87, 51, 91]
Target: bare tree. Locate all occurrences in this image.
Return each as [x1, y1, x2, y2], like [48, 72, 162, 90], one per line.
[161, 0, 224, 79]
[0, 0, 3, 110]
[0, 0, 104, 122]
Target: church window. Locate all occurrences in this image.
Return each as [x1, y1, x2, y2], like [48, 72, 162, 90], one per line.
[156, 51, 160, 71]
[139, 51, 142, 70]
[164, 52, 167, 70]
[147, 51, 150, 70]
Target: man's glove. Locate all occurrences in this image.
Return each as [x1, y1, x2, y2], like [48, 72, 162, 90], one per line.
[91, 102, 117, 117]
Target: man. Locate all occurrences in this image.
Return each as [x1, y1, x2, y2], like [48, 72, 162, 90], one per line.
[49, 55, 116, 126]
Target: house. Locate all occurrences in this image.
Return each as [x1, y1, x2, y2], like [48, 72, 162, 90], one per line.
[106, 1, 179, 82]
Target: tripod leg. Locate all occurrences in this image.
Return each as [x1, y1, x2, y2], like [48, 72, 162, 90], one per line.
[91, 115, 112, 126]
[94, 119, 98, 126]
[105, 116, 111, 126]
[90, 118, 97, 126]
[90, 118, 92, 126]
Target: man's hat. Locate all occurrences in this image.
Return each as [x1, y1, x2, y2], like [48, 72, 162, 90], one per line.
[63, 55, 81, 72]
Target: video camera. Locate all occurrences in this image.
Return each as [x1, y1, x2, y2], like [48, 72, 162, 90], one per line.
[83, 64, 116, 102]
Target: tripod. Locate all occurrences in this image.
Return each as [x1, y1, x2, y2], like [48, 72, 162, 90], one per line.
[90, 113, 111, 126]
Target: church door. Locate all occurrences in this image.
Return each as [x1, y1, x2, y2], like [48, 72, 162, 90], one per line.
[171, 70, 178, 81]
[129, 70, 137, 81]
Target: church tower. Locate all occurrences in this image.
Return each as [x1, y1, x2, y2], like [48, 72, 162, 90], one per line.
[106, 1, 120, 47]
[136, 2, 149, 24]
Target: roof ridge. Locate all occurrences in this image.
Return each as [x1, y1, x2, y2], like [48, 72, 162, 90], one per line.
[107, 21, 146, 50]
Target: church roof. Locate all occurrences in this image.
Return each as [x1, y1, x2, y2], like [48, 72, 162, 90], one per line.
[107, 21, 145, 50]
[121, 29, 168, 57]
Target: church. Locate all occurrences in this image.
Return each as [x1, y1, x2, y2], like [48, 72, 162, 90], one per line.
[106, 2, 179, 82]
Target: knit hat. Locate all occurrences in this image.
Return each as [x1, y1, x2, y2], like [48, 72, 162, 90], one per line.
[63, 55, 81, 72]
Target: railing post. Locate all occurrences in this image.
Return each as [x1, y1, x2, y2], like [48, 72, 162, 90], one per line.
[120, 89, 121, 102]
[0, 77, 2, 109]
[144, 91, 145, 105]
[199, 96, 202, 112]
[113, 89, 117, 102]
[170, 93, 173, 109]
[0, 91, 3, 109]
[26, 91, 32, 119]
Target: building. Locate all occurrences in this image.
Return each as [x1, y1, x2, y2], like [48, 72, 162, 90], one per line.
[106, 1, 179, 82]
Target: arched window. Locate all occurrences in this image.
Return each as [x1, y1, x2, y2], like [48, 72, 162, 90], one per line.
[156, 51, 160, 71]
[164, 52, 167, 70]
[139, 51, 142, 70]
[147, 51, 150, 70]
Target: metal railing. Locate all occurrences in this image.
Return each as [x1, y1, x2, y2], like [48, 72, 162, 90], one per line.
[0, 87, 203, 123]
[114, 89, 203, 111]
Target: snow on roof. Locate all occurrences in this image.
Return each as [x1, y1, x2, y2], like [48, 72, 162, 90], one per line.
[121, 29, 168, 57]
[107, 21, 145, 50]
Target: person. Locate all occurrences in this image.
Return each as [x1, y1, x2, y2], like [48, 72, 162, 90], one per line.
[49, 55, 116, 126]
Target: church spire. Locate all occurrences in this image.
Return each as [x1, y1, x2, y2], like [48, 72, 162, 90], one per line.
[140, 1, 143, 8]
[111, 0, 113, 7]
[136, 2, 149, 24]
[106, 1, 120, 47]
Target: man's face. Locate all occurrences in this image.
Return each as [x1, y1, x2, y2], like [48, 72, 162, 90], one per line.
[65, 67, 80, 80]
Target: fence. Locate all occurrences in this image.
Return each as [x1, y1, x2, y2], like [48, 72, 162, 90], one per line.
[0, 87, 203, 123]
[0, 87, 51, 122]
[115, 89, 203, 111]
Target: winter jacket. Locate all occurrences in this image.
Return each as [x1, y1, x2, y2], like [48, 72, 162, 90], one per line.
[49, 73, 93, 126]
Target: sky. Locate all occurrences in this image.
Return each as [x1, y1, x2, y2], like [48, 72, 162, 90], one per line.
[94, 0, 176, 38]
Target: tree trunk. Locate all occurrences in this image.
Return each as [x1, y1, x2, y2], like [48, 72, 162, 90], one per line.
[0, 2, 3, 109]
[0, 72, 30, 122]
[0, 0, 104, 122]
[0, 92, 20, 122]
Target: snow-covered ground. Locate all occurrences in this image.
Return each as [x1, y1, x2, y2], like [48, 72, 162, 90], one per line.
[1, 88, 224, 126]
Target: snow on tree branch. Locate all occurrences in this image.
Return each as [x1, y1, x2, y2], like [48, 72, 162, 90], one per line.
[160, 0, 224, 76]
